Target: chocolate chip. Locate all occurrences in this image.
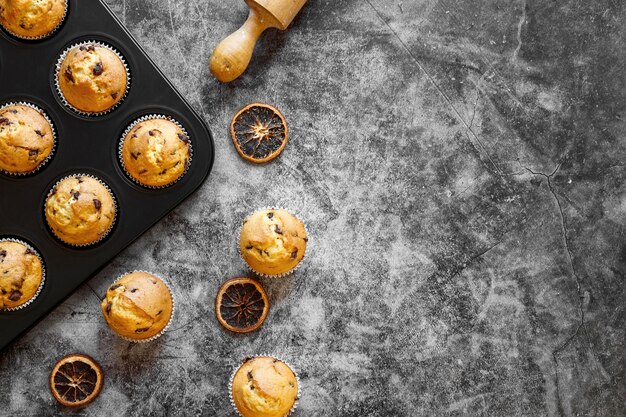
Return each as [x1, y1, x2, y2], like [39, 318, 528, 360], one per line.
[77, 177, 83, 183]
[73, 191, 80, 199]
[247, 371, 253, 380]
[267, 212, 274, 219]
[275, 225, 282, 234]
[246, 245, 253, 250]
[8, 290, 22, 302]
[0, 117, 10, 125]
[24, 248, 35, 255]
[148, 130, 156, 136]
[86, 44, 95, 52]
[1, 289, 5, 295]
[50, 187, 57, 196]
[156, 310, 162, 315]
[109, 284, 121, 291]
[291, 250, 298, 259]
[111, 92, 119, 100]
[64, 67, 74, 83]
[92, 62, 103, 76]
[159, 169, 167, 175]
[93, 199, 101, 210]
[34, 129, 45, 137]
[303, 237, 308, 242]
[0, 250, 6, 260]
[105, 302, 112, 314]
[28, 149, 38, 157]
[130, 288, 138, 293]
[138, 169, 148, 174]
[9, 110, 17, 114]
[79, 46, 87, 51]
[178, 133, 189, 143]
[135, 327, 149, 333]
[131, 152, 139, 160]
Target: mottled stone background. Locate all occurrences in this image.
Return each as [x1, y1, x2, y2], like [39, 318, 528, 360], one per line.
[1, 0, 625, 415]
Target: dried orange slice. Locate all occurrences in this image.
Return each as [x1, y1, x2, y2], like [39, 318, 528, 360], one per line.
[49, 354, 103, 407]
[215, 277, 269, 333]
[230, 103, 288, 163]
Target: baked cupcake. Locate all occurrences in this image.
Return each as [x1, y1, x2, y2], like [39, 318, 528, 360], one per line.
[120, 116, 191, 188]
[231, 356, 299, 417]
[239, 209, 307, 277]
[100, 272, 173, 342]
[57, 43, 128, 114]
[0, 0, 67, 39]
[0, 103, 55, 174]
[45, 175, 116, 246]
[0, 240, 44, 310]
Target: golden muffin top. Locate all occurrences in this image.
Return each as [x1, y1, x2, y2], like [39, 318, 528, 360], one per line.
[58, 43, 127, 113]
[232, 356, 299, 417]
[121, 118, 191, 187]
[100, 272, 173, 340]
[240, 209, 307, 276]
[45, 175, 116, 246]
[0, 240, 43, 310]
[0, 104, 54, 174]
[0, 0, 66, 39]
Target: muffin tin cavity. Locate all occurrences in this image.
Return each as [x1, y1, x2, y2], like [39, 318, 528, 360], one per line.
[118, 114, 193, 189]
[0, 101, 57, 176]
[0, 0, 213, 352]
[55, 40, 131, 117]
[0, 0, 68, 41]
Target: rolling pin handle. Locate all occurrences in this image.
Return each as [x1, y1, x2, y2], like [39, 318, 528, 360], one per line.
[210, 11, 269, 83]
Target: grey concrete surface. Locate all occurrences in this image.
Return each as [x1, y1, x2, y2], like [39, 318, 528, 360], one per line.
[1, 0, 625, 415]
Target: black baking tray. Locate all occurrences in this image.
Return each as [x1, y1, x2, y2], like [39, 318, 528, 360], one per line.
[0, 0, 214, 351]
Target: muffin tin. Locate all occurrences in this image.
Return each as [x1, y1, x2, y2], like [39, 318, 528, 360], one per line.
[0, 0, 214, 351]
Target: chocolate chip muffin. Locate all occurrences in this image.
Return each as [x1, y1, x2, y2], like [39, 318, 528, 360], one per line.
[0, 240, 44, 310]
[45, 175, 116, 246]
[57, 43, 128, 114]
[121, 117, 191, 188]
[231, 357, 299, 417]
[239, 209, 307, 277]
[0, 104, 54, 174]
[0, 0, 66, 39]
[100, 272, 173, 341]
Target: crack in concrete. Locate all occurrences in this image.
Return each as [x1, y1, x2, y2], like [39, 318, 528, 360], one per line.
[522, 163, 590, 415]
[512, 0, 527, 62]
[364, 0, 505, 181]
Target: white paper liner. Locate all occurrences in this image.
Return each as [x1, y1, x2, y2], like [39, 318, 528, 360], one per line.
[118, 114, 193, 189]
[44, 173, 117, 247]
[0, 0, 68, 40]
[238, 207, 309, 278]
[54, 40, 130, 117]
[229, 355, 301, 417]
[0, 101, 57, 176]
[0, 238, 46, 312]
[103, 271, 175, 343]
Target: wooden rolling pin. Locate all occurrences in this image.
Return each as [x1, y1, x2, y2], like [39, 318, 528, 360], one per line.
[210, 0, 307, 83]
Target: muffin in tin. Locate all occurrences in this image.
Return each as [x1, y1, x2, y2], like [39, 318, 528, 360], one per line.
[57, 43, 128, 114]
[0, 104, 55, 175]
[45, 175, 116, 246]
[239, 209, 308, 277]
[0, 240, 44, 310]
[231, 356, 299, 417]
[100, 272, 173, 341]
[120, 117, 191, 188]
[0, 0, 67, 39]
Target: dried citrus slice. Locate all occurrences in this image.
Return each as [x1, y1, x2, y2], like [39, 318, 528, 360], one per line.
[49, 354, 103, 407]
[230, 103, 288, 163]
[215, 277, 269, 333]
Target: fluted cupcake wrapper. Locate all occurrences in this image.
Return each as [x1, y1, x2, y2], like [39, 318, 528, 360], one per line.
[0, 0, 68, 41]
[229, 354, 301, 417]
[44, 173, 117, 247]
[118, 114, 193, 189]
[107, 271, 175, 344]
[0, 238, 46, 312]
[0, 101, 57, 176]
[238, 207, 309, 278]
[55, 40, 130, 117]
